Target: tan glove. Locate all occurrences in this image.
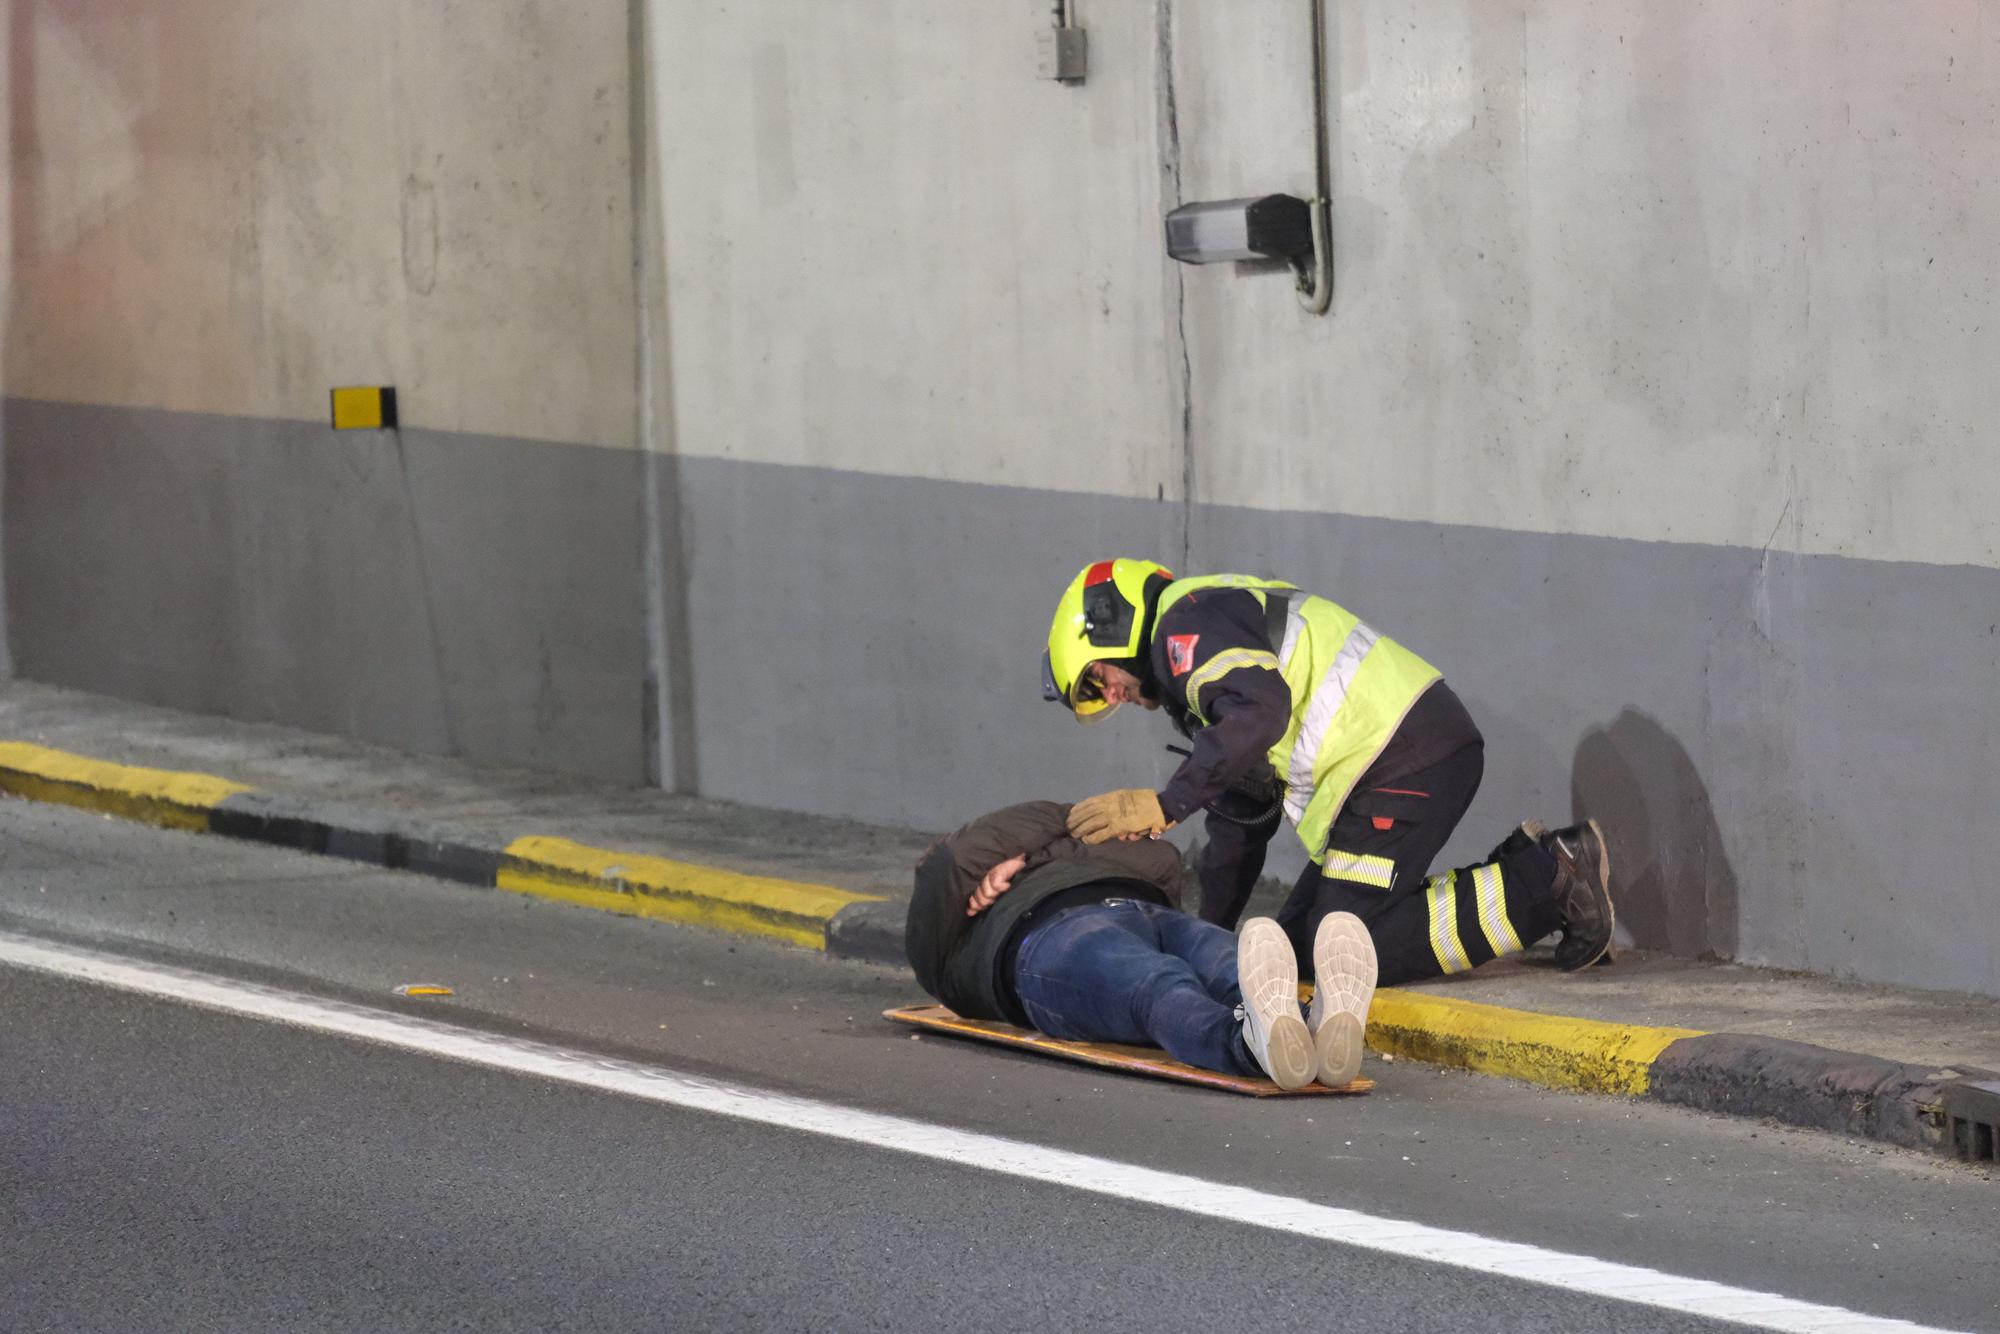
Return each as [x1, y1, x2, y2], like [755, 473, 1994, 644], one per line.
[1067, 789, 1172, 844]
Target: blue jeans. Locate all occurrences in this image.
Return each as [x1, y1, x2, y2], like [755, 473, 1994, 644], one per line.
[1012, 900, 1263, 1079]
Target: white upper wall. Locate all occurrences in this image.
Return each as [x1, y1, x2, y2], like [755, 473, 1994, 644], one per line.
[5, 0, 636, 448]
[1177, 0, 2000, 568]
[649, 0, 1182, 499]
[11, 0, 1995, 563]
[651, 0, 2000, 569]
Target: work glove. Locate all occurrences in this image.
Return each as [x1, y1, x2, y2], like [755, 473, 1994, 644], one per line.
[1067, 789, 1171, 844]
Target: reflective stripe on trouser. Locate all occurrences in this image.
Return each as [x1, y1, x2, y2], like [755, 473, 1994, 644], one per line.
[1423, 862, 1529, 975]
[1319, 849, 1397, 892]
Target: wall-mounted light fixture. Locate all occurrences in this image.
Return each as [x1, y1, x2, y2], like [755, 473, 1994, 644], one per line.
[1160, 0, 1333, 315]
[1166, 194, 1314, 265]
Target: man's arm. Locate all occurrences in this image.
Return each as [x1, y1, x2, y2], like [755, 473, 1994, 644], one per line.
[1157, 681, 1289, 823]
[966, 853, 1028, 916]
[1066, 590, 1291, 846]
[1196, 804, 1280, 928]
[924, 800, 1181, 918]
[1153, 594, 1292, 824]
[945, 801, 1072, 891]
[906, 801, 1071, 995]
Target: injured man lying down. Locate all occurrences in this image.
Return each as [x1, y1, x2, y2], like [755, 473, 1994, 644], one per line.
[905, 801, 1378, 1090]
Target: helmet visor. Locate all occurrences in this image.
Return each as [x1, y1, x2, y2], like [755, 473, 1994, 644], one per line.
[1073, 694, 1120, 724]
[1070, 661, 1120, 724]
[1043, 650, 1120, 723]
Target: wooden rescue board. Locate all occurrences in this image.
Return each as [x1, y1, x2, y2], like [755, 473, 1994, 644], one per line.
[884, 1003, 1374, 1098]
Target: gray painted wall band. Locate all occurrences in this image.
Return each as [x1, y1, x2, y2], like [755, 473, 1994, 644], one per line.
[3, 398, 649, 784]
[669, 453, 2000, 997]
[6, 398, 1995, 996]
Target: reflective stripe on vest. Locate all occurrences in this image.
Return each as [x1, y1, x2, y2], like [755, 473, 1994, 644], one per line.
[1184, 648, 1282, 717]
[1157, 574, 1441, 861]
[1282, 621, 1380, 824]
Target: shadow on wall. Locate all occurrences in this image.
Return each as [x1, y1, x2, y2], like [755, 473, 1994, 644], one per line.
[1572, 709, 1739, 960]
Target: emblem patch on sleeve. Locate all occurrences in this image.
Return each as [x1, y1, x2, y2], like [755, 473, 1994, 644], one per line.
[1166, 633, 1200, 676]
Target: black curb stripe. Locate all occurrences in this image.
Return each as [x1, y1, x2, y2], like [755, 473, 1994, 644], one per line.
[210, 796, 503, 888]
[1645, 1031, 1984, 1153]
[825, 899, 908, 965]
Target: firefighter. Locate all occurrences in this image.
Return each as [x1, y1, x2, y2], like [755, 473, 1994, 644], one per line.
[1039, 559, 1614, 986]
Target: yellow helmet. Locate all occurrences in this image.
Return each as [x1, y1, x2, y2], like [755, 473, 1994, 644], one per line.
[1042, 559, 1175, 723]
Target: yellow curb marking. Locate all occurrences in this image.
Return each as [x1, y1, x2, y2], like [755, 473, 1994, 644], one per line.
[0, 741, 251, 832]
[394, 984, 455, 997]
[1365, 988, 1704, 1096]
[498, 836, 882, 952]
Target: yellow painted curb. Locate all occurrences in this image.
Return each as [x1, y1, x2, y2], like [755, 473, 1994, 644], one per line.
[498, 836, 882, 951]
[0, 741, 251, 832]
[1366, 987, 1704, 1096]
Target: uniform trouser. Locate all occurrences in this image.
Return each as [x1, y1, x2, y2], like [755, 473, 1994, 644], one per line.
[1276, 743, 1566, 986]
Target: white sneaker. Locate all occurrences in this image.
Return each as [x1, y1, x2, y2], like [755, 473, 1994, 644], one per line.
[1307, 912, 1378, 1087]
[1236, 917, 1315, 1090]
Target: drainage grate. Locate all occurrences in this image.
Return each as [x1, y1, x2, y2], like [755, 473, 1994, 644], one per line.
[1941, 1079, 2000, 1162]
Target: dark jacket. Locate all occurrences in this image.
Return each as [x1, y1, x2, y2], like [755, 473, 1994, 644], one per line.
[905, 801, 1184, 1024]
[1143, 586, 1481, 917]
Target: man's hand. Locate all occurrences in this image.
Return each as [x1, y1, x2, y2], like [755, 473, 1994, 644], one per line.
[1068, 789, 1173, 844]
[967, 853, 1029, 916]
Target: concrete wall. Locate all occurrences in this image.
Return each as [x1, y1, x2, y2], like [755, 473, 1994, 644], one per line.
[6, 0, 1997, 994]
[3, 0, 648, 778]
[643, 0, 2000, 996]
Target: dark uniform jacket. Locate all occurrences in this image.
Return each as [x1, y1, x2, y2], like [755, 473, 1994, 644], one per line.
[905, 801, 1184, 1025]
[1143, 586, 1481, 912]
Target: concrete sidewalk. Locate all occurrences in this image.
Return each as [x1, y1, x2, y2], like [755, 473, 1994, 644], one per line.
[1, 678, 1995, 1162]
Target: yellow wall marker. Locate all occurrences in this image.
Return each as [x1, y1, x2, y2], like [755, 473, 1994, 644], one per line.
[330, 385, 398, 431]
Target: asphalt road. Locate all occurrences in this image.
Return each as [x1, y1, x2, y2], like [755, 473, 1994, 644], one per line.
[1, 798, 1993, 1332]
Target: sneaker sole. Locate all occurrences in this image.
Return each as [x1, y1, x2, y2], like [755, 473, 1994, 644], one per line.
[1239, 919, 1316, 1091]
[1314, 1013, 1366, 1089]
[1264, 1013, 1316, 1091]
[1308, 912, 1377, 1087]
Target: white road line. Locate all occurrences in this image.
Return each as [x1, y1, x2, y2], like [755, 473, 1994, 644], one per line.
[0, 930, 1961, 1334]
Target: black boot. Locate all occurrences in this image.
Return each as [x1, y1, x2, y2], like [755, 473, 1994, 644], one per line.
[1541, 820, 1615, 971]
[1485, 819, 1546, 864]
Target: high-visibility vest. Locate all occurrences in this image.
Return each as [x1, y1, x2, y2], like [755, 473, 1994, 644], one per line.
[1157, 574, 1441, 861]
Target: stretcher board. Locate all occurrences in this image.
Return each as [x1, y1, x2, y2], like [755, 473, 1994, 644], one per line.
[884, 1004, 1373, 1098]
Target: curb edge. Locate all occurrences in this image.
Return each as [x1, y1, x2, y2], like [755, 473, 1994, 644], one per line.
[0, 738, 1976, 1155]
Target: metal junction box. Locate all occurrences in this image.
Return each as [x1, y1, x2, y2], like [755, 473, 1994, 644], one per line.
[1037, 27, 1087, 83]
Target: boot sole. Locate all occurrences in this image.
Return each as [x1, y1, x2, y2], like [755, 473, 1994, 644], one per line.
[1309, 912, 1377, 1086]
[1562, 819, 1617, 971]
